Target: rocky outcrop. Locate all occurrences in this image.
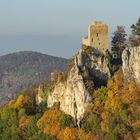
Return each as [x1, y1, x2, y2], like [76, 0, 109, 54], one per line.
[77, 47, 110, 84]
[36, 85, 45, 105]
[47, 46, 110, 126]
[48, 56, 91, 126]
[122, 46, 140, 84]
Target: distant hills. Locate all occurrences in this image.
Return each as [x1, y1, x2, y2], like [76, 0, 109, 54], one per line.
[0, 51, 68, 105]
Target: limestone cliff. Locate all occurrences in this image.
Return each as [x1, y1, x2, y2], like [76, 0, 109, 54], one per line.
[77, 47, 110, 85]
[47, 46, 110, 126]
[122, 46, 140, 84]
[36, 85, 45, 105]
[48, 57, 90, 126]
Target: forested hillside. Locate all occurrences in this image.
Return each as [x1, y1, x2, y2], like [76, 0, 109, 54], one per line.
[0, 51, 68, 105]
[0, 69, 139, 140]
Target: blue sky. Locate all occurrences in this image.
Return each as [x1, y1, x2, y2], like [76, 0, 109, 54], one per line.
[0, 0, 140, 58]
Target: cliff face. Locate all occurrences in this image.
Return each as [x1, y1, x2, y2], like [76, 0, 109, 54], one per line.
[47, 46, 110, 125]
[122, 46, 140, 84]
[77, 47, 110, 85]
[48, 57, 90, 126]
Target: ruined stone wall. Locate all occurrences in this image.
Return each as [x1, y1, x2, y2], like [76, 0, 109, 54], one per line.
[89, 23, 108, 53]
[82, 21, 108, 54]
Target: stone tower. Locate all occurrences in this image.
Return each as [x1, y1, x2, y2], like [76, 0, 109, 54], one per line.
[82, 21, 108, 54]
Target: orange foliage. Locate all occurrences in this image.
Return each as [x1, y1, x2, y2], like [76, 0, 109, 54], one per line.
[19, 116, 30, 128]
[57, 127, 95, 140]
[43, 125, 51, 135]
[49, 122, 60, 136]
[37, 107, 61, 128]
[108, 90, 114, 98]
[131, 120, 140, 128]
[43, 124, 61, 138]
[57, 127, 77, 140]
[123, 132, 135, 140]
[37, 106, 62, 137]
[101, 111, 110, 122]
[107, 79, 114, 89]
[78, 129, 95, 140]
[85, 133, 96, 140]
[77, 129, 87, 140]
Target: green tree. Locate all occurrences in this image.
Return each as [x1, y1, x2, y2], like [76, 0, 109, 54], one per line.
[81, 122, 91, 133]
[96, 86, 108, 102]
[105, 132, 118, 140]
[129, 17, 140, 46]
[111, 26, 127, 51]
[60, 113, 73, 129]
[131, 17, 140, 35]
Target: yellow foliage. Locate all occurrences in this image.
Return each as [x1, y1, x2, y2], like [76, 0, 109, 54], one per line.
[113, 84, 119, 92]
[37, 106, 62, 137]
[107, 79, 114, 89]
[8, 100, 16, 108]
[108, 90, 114, 98]
[128, 81, 136, 93]
[104, 100, 110, 110]
[110, 98, 119, 111]
[101, 111, 110, 122]
[14, 95, 25, 109]
[58, 127, 76, 140]
[43, 125, 51, 135]
[101, 121, 109, 133]
[94, 100, 101, 110]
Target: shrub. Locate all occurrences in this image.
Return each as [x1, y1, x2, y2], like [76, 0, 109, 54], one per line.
[96, 86, 107, 102]
[81, 122, 91, 133]
[105, 132, 118, 140]
[60, 113, 73, 129]
[46, 135, 57, 140]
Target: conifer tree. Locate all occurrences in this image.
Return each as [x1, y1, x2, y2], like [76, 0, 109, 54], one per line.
[129, 17, 140, 46]
[111, 26, 127, 50]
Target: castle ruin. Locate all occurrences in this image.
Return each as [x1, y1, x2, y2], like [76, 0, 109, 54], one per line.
[82, 21, 108, 54]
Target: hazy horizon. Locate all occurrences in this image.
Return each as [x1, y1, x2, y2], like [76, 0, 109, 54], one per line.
[0, 0, 140, 58]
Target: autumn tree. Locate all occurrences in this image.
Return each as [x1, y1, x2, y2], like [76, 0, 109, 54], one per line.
[57, 127, 77, 140]
[14, 95, 25, 109]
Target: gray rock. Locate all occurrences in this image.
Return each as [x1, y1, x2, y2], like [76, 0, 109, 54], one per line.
[122, 46, 140, 84]
[48, 55, 91, 127]
[47, 46, 110, 126]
